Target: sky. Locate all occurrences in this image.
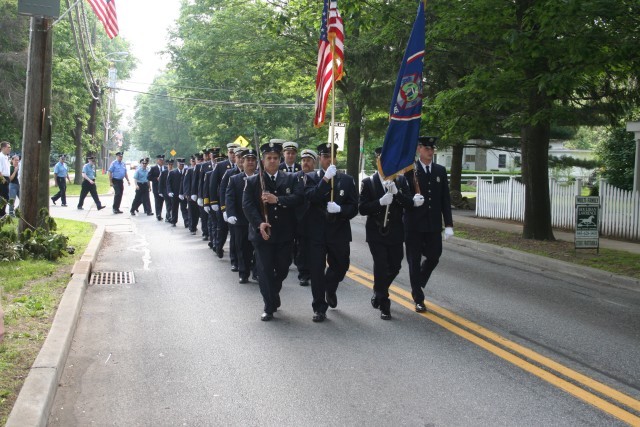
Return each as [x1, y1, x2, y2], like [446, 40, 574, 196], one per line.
[114, 1, 182, 127]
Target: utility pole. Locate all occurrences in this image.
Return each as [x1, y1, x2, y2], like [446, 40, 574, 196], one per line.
[19, 16, 53, 232]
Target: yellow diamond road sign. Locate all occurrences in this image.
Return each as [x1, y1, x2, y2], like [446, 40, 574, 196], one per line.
[170, 149, 176, 156]
[234, 135, 250, 147]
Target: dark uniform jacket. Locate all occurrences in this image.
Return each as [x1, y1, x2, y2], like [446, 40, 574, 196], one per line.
[208, 160, 232, 208]
[304, 170, 358, 243]
[225, 172, 250, 226]
[181, 167, 194, 197]
[219, 166, 240, 213]
[294, 170, 312, 236]
[197, 161, 214, 199]
[167, 168, 185, 195]
[279, 162, 302, 174]
[202, 169, 214, 206]
[403, 161, 453, 233]
[148, 164, 162, 195]
[242, 171, 303, 244]
[359, 173, 412, 245]
[159, 168, 170, 196]
[189, 162, 203, 198]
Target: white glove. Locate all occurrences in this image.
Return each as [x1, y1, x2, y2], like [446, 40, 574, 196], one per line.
[387, 181, 398, 195]
[444, 227, 454, 240]
[211, 204, 220, 212]
[191, 194, 197, 201]
[179, 194, 184, 200]
[324, 164, 337, 180]
[197, 198, 204, 207]
[413, 194, 424, 207]
[327, 201, 341, 213]
[227, 216, 237, 225]
[168, 192, 174, 197]
[159, 193, 163, 197]
[379, 192, 393, 206]
[223, 212, 228, 221]
[204, 206, 211, 213]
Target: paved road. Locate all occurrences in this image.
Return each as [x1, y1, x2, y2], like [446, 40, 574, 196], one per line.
[48, 189, 640, 426]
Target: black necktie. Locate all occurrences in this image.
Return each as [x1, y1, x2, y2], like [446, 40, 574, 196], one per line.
[288, 166, 293, 173]
[271, 175, 276, 183]
[425, 165, 431, 180]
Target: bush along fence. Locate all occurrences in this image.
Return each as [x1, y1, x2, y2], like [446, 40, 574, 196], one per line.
[476, 178, 640, 241]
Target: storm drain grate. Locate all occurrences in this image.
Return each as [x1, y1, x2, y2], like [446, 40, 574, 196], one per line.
[90, 271, 135, 285]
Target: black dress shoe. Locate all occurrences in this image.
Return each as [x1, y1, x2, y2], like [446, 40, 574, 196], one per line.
[61, 204, 67, 207]
[312, 312, 326, 322]
[51, 197, 56, 205]
[239, 277, 249, 284]
[172, 223, 176, 227]
[415, 302, 427, 313]
[251, 274, 258, 281]
[380, 310, 392, 320]
[97, 206, 106, 211]
[231, 265, 239, 272]
[326, 292, 337, 309]
[77, 207, 83, 210]
[299, 279, 309, 287]
[146, 212, 154, 216]
[371, 295, 380, 309]
[261, 312, 273, 321]
[190, 231, 196, 235]
[165, 218, 171, 223]
[157, 216, 162, 221]
[130, 210, 136, 216]
[216, 248, 224, 259]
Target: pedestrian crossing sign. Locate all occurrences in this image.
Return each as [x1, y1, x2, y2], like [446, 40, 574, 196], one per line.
[234, 136, 250, 147]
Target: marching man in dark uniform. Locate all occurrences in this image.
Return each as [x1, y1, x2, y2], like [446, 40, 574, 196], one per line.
[403, 136, 454, 312]
[187, 153, 204, 235]
[359, 147, 413, 319]
[148, 154, 166, 221]
[219, 145, 242, 270]
[167, 158, 189, 228]
[279, 141, 301, 173]
[242, 141, 302, 321]
[180, 156, 198, 230]
[304, 143, 358, 322]
[208, 144, 237, 257]
[160, 158, 174, 223]
[226, 149, 258, 284]
[293, 148, 317, 287]
[197, 149, 214, 241]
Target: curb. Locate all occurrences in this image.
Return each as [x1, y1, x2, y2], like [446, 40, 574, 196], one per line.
[448, 236, 640, 293]
[5, 225, 106, 427]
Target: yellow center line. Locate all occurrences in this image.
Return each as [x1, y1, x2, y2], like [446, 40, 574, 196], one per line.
[346, 266, 640, 425]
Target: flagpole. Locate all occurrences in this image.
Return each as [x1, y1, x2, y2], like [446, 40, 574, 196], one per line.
[330, 37, 336, 202]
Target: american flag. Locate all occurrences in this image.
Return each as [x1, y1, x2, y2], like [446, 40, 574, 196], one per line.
[313, 0, 344, 128]
[86, 0, 119, 39]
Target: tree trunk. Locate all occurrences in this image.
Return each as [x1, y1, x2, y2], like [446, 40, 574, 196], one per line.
[345, 101, 362, 182]
[73, 116, 83, 184]
[521, 110, 555, 240]
[449, 143, 463, 192]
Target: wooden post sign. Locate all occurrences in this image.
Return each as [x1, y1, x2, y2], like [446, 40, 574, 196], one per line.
[575, 196, 600, 252]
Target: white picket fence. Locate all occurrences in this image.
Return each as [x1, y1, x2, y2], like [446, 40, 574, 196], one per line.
[476, 178, 640, 240]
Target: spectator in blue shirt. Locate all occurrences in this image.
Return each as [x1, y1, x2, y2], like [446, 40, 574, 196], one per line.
[130, 158, 153, 216]
[108, 151, 130, 214]
[77, 156, 105, 211]
[51, 154, 72, 207]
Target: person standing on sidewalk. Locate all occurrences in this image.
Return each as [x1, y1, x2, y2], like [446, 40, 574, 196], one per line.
[130, 158, 152, 216]
[8, 155, 20, 216]
[77, 156, 105, 211]
[51, 155, 72, 207]
[403, 136, 454, 313]
[107, 151, 130, 214]
[0, 141, 11, 217]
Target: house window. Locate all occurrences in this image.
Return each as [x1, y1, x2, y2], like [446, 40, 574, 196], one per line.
[514, 156, 521, 167]
[465, 154, 476, 162]
[498, 154, 506, 168]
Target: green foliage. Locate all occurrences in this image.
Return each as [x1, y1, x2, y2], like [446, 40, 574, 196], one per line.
[0, 208, 69, 262]
[596, 126, 636, 191]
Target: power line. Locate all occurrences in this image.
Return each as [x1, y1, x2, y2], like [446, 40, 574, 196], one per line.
[65, 0, 99, 100]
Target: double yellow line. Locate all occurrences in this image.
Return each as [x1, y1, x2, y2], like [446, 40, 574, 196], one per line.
[346, 265, 640, 425]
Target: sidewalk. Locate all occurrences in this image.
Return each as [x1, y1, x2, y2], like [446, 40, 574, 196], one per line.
[452, 210, 640, 255]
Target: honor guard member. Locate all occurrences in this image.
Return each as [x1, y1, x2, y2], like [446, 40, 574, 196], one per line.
[359, 147, 413, 319]
[304, 143, 358, 322]
[198, 149, 215, 240]
[77, 156, 106, 211]
[168, 158, 189, 227]
[51, 155, 72, 207]
[293, 149, 317, 286]
[279, 141, 301, 173]
[130, 158, 153, 216]
[188, 152, 205, 235]
[208, 144, 237, 257]
[403, 136, 454, 312]
[220, 146, 243, 271]
[180, 155, 198, 231]
[226, 149, 258, 283]
[242, 141, 303, 321]
[107, 152, 130, 214]
[148, 154, 166, 221]
[202, 147, 222, 247]
[160, 159, 174, 223]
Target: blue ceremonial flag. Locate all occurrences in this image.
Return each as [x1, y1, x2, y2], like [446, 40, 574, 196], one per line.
[378, 0, 425, 179]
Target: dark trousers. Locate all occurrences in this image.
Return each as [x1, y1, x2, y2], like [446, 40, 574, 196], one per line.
[228, 223, 237, 266]
[216, 210, 228, 251]
[112, 179, 124, 210]
[233, 224, 254, 279]
[51, 177, 67, 205]
[153, 191, 164, 218]
[294, 234, 310, 281]
[171, 197, 189, 226]
[0, 180, 8, 217]
[368, 241, 404, 306]
[164, 196, 173, 221]
[200, 205, 209, 237]
[131, 183, 152, 213]
[78, 180, 102, 209]
[309, 240, 350, 314]
[254, 239, 293, 314]
[207, 210, 216, 245]
[405, 231, 442, 304]
[188, 199, 200, 232]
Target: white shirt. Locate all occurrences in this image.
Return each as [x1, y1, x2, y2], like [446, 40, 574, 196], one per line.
[0, 152, 10, 177]
[418, 159, 432, 174]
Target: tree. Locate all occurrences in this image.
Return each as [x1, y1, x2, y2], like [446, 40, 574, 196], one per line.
[597, 126, 636, 191]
